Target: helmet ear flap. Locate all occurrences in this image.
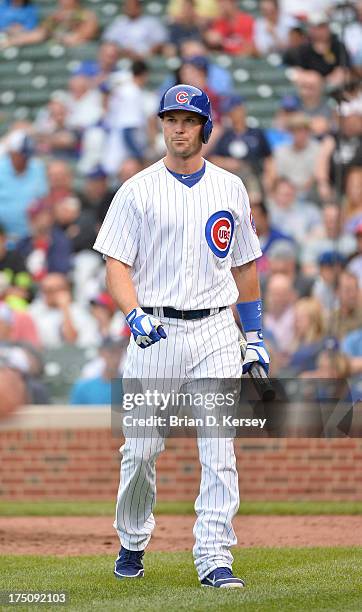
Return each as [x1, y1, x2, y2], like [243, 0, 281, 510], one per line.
[202, 117, 213, 144]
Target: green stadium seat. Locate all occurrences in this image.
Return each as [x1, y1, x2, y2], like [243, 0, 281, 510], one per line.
[43, 346, 89, 404]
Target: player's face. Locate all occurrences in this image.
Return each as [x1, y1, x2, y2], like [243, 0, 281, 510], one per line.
[162, 111, 204, 159]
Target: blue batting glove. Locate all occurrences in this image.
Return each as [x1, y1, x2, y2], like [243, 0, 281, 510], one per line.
[126, 307, 167, 349]
[242, 331, 270, 375]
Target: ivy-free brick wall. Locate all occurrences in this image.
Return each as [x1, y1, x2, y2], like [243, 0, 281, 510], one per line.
[1, 408, 361, 501]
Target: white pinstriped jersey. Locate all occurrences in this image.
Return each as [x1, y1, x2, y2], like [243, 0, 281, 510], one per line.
[93, 158, 262, 309]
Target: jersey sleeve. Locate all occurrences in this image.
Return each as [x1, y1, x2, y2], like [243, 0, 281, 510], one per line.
[93, 184, 140, 265]
[230, 181, 262, 267]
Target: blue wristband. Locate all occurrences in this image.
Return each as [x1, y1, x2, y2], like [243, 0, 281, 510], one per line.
[236, 299, 263, 333]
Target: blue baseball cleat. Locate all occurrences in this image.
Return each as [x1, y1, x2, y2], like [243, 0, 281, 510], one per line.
[114, 547, 145, 580]
[200, 567, 245, 588]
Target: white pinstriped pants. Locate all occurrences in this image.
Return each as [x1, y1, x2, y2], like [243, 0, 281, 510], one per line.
[113, 307, 242, 580]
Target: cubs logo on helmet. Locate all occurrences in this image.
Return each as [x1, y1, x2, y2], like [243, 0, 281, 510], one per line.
[205, 211, 234, 258]
[175, 91, 189, 104]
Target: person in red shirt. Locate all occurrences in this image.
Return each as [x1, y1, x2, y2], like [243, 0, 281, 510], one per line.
[204, 0, 255, 55]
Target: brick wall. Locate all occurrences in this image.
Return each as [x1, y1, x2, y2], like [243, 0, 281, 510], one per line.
[1, 407, 361, 501]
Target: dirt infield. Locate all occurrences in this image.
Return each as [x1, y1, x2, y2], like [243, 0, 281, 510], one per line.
[1, 515, 362, 555]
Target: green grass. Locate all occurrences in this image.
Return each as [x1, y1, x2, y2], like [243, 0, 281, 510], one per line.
[2, 549, 362, 611]
[1, 500, 362, 516]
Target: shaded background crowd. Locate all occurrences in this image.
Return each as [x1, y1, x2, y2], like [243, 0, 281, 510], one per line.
[0, 0, 361, 410]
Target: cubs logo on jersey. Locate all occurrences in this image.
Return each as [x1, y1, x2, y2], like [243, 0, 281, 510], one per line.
[205, 210, 235, 259]
[175, 91, 189, 104]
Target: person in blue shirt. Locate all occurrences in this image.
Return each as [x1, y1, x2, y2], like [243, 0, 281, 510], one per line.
[0, 0, 38, 35]
[70, 337, 127, 405]
[0, 131, 48, 240]
[210, 94, 272, 190]
[16, 197, 73, 278]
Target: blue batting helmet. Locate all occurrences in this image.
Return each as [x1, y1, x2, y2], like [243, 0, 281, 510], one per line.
[158, 84, 213, 144]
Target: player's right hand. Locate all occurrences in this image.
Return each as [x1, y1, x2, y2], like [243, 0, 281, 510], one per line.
[126, 307, 167, 349]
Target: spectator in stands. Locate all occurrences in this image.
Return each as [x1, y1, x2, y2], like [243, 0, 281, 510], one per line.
[94, 60, 154, 176]
[265, 94, 300, 151]
[0, 1, 38, 44]
[267, 240, 313, 297]
[16, 197, 73, 281]
[89, 292, 127, 342]
[347, 222, 362, 288]
[66, 73, 104, 132]
[267, 177, 321, 244]
[92, 158, 143, 224]
[167, 0, 219, 23]
[79, 166, 116, 226]
[286, 297, 325, 375]
[33, 96, 78, 160]
[47, 159, 76, 204]
[161, 38, 233, 96]
[251, 199, 294, 279]
[177, 56, 222, 123]
[332, 271, 362, 339]
[1, 0, 98, 47]
[165, 0, 204, 56]
[254, 0, 296, 56]
[294, 70, 333, 137]
[312, 251, 343, 313]
[0, 223, 27, 281]
[29, 272, 99, 348]
[282, 25, 308, 66]
[0, 299, 39, 347]
[301, 204, 356, 275]
[204, 0, 255, 55]
[76, 41, 126, 90]
[266, 113, 321, 197]
[15, 342, 49, 404]
[70, 337, 126, 405]
[316, 107, 362, 202]
[344, 167, 362, 233]
[343, 0, 362, 70]
[285, 12, 351, 86]
[0, 130, 47, 240]
[103, 0, 167, 59]
[264, 273, 296, 359]
[53, 194, 96, 253]
[210, 95, 272, 190]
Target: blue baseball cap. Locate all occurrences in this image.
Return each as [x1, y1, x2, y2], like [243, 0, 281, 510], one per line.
[318, 251, 345, 266]
[86, 165, 108, 180]
[182, 55, 209, 72]
[280, 94, 301, 112]
[220, 94, 245, 114]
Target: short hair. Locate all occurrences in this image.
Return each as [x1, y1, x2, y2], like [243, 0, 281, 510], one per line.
[132, 60, 148, 77]
[0, 223, 6, 236]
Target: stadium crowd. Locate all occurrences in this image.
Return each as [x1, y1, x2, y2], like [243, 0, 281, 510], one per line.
[0, 0, 361, 408]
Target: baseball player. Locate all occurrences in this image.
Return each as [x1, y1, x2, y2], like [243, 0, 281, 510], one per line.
[93, 84, 269, 588]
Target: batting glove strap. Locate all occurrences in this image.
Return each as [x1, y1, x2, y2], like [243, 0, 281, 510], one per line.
[242, 331, 270, 375]
[126, 307, 167, 349]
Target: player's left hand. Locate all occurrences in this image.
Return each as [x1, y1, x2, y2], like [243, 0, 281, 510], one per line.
[126, 307, 167, 349]
[242, 331, 270, 375]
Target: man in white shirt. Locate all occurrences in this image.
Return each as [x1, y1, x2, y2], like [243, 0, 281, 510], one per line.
[103, 0, 167, 58]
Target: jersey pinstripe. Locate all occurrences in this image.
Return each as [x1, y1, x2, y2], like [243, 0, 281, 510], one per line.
[93, 159, 262, 309]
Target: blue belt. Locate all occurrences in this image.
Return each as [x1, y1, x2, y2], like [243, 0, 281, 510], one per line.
[142, 306, 227, 321]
